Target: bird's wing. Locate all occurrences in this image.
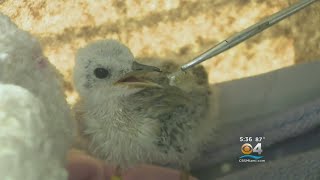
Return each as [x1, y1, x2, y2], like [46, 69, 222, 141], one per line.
[125, 62, 211, 162]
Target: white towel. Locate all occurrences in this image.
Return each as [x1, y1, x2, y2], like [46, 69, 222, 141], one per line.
[191, 61, 320, 179]
[0, 13, 74, 180]
[0, 84, 68, 180]
[218, 147, 320, 180]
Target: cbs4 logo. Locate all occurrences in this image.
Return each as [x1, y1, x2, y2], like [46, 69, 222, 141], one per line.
[241, 143, 263, 155]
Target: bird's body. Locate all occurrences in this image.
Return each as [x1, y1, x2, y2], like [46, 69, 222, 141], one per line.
[73, 40, 213, 173]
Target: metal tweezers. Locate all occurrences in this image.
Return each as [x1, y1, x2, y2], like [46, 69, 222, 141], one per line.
[180, 0, 319, 71]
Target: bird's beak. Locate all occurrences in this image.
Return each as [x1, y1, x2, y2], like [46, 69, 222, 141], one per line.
[114, 61, 162, 88]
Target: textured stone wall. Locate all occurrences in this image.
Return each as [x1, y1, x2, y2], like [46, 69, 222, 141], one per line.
[1, 0, 319, 104]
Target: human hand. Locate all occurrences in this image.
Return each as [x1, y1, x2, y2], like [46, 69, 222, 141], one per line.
[67, 150, 197, 180]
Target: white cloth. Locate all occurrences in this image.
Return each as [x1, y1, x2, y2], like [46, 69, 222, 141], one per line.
[219, 147, 320, 180]
[0, 84, 68, 180]
[192, 61, 320, 179]
[0, 13, 73, 180]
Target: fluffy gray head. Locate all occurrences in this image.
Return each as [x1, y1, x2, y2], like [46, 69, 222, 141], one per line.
[74, 39, 161, 100]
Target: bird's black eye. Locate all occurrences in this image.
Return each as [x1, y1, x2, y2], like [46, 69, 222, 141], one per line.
[94, 68, 109, 79]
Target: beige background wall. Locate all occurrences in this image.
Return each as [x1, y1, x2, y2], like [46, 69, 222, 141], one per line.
[1, 0, 319, 104]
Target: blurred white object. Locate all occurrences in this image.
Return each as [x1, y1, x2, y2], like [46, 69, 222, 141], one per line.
[0, 84, 68, 180]
[0, 13, 74, 179]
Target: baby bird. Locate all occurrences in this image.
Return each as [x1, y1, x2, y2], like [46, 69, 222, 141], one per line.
[73, 39, 213, 179]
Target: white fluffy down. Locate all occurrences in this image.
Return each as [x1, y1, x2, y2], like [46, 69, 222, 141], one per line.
[0, 13, 74, 179]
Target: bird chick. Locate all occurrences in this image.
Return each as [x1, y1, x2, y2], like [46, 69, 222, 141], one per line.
[73, 40, 213, 179]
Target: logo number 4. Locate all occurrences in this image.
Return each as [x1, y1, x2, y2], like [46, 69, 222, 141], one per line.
[253, 143, 263, 154]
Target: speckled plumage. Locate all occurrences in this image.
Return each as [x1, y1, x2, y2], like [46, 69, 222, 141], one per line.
[73, 40, 213, 171]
